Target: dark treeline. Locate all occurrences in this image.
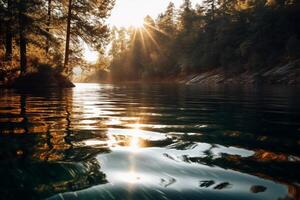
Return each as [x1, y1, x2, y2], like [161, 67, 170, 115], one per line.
[108, 0, 300, 82]
[0, 0, 114, 86]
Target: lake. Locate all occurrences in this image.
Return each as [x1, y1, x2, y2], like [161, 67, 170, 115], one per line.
[0, 83, 299, 200]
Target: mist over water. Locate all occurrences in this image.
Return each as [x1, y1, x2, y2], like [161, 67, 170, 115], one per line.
[0, 83, 299, 200]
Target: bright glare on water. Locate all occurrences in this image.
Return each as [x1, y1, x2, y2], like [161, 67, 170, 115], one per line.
[0, 83, 300, 200]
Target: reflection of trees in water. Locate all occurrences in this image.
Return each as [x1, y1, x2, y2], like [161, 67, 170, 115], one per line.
[90, 86, 300, 200]
[177, 130, 300, 159]
[20, 94, 29, 134]
[0, 157, 107, 199]
[1, 86, 300, 199]
[163, 128, 300, 200]
[6, 90, 111, 161]
[199, 181, 232, 190]
[176, 143, 300, 200]
[160, 177, 176, 188]
[36, 158, 107, 196]
[0, 90, 110, 199]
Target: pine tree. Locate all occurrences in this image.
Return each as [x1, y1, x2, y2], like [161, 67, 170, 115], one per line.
[18, 0, 28, 75]
[178, 0, 194, 30]
[4, 0, 13, 62]
[156, 2, 176, 34]
[203, 0, 216, 21]
[63, 0, 115, 73]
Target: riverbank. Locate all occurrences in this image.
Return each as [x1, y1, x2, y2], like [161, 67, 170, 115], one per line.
[178, 60, 300, 86]
[83, 60, 300, 86]
[2, 67, 75, 89]
[10, 73, 75, 89]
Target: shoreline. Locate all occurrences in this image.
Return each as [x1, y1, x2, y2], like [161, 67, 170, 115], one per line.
[84, 59, 300, 87]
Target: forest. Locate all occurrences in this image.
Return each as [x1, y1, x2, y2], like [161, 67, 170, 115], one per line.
[104, 0, 300, 83]
[0, 0, 114, 87]
[1, 0, 300, 85]
[1, 1, 300, 199]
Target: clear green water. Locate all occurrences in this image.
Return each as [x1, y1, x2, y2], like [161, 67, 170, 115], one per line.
[0, 83, 299, 200]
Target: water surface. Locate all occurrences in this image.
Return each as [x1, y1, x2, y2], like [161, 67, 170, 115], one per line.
[0, 83, 299, 200]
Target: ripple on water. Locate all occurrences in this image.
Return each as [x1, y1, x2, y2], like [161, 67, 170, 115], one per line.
[0, 83, 299, 200]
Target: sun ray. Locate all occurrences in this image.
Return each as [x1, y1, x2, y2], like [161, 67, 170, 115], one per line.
[145, 23, 169, 37]
[142, 27, 161, 51]
[138, 28, 147, 52]
[131, 29, 137, 43]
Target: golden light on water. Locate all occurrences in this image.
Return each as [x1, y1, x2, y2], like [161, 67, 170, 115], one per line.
[129, 123, 142, 129]
[104, 118, 123, 126]
[72, 86, 145, 150]
[106, 134, 118, 148]
[126, 122, 146, 151]
[129, 136, 140, 151]
[85, 126, 143, 150]
[122, 171, 141, 184]
[81, 132, 141, 150]
[83, 139, 106, 146]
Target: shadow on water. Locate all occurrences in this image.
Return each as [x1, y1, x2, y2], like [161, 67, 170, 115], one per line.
[0, 84, 300, 200]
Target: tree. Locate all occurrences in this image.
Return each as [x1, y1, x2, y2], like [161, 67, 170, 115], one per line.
[178, 0, 194, 30]
[203, 0, 216, 21]
[107, 0, 300, 82]
[4, 0, 13, 62]
[156, 2, 176, 34]
[109, 27, 127, 58]
[18, 0, 28, 75]
[45, 0, 52, 55]
[15, 0, 53, 75]
[63, 0, 72, 71]
[63, 0, 115, 74]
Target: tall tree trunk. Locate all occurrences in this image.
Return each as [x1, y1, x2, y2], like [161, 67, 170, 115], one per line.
[64, 0, 72, 72]
[4, 0, 13, 62]
[5, 27, 13, 62]
[211, 0, 215, 21]
[19, 1, 27, 75]
[46, 0, 52, 55]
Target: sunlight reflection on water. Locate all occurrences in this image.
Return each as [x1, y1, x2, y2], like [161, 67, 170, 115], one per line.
[0, 83, 300, 200]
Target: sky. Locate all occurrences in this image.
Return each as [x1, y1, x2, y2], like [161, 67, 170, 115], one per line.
[84, 0, 200, 63]
[108, 0, 201, 27]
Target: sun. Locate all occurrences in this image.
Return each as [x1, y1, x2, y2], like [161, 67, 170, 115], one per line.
[108, 0, 149, 28]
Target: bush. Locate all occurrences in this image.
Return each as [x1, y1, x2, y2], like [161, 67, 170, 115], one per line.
[9, 63, 75, 89]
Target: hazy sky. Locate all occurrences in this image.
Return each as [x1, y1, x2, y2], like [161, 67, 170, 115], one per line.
[108, 0, 201, 27]
[84, 0, 201, 61]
